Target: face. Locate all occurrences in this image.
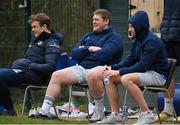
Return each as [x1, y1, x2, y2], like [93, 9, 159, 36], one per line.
[31, 21, 46, 38]
[128, 24, 136, 39]
[92, 14, 109, 32]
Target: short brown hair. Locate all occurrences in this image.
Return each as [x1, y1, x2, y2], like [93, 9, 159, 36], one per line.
[93, 9, 112, 24]
[28, 13, 50, 29]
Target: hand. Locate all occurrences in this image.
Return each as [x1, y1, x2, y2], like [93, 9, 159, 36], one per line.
[78, 45, 85, 48]
[104, 65, 111, 71]
[88, 46, 101, 52]
[11, 58, 31, 71]
[104, 69, 119, 78]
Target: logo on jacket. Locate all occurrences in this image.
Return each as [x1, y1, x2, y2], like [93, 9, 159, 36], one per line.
[37, 40, 43, 46]
[29, 43, 32, 48]
[49, 43, 60, 49]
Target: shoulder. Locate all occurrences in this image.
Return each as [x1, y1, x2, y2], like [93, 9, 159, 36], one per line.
[143, 32, 163, 46]
[104, 30, 122, 41]
[79, 32, 92, 41]
[49, 30, 63, 45]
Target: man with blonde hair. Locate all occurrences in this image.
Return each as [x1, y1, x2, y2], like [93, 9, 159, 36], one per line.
[0, 13, 63, 116]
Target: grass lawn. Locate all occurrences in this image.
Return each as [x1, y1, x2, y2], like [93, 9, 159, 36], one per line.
[0, 88, 90, 124]
[0, 101, 88, 124]
[0, 116, 88, 124]
[0, 111, 178, 124]
[1, 90, 178, 124]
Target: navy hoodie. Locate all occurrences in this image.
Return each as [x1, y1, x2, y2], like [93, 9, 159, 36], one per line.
[72, 26, 123, 69]
[111, 11, 168, 77]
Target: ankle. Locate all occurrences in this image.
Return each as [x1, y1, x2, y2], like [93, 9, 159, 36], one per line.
[41, 95, 55, 113]
[163, 98, 173, 115]
[111, 112, 120, 115]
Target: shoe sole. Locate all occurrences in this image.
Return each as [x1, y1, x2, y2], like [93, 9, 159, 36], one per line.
[153, 116, 173, 123]
[29, 114, 58, 120]
[97, 121, 122, 124]
[89, 119, 101, 123]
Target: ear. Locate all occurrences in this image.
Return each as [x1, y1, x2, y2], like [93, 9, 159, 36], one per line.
[104, 18, 110, 25]
[42, 24, 47, 30]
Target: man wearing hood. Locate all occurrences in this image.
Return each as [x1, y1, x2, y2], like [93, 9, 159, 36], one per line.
[0, 13, 63, 116]
[87, 11, 168, 124]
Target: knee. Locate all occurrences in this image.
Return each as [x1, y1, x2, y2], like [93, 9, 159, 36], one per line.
[50, 70, 62, 84]
[121, 75, 132, 88]
[51, 71, 60, 78]
[86, 67, 103, 84]
[87, 70, 100, 82]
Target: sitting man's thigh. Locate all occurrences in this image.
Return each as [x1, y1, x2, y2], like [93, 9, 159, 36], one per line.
[136, 71, 165, 86]
[121, 73, 141, 86]
[87, 66, 104, 77]
[69, 65, 88, 84]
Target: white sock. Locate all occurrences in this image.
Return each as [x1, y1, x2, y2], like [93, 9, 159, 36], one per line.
[111, 112, 120, 115]
[93, 94, 104, 111]
[163, 98, 173, 115]
[41, 95, 55, 113]
[141, 111, 153, 116]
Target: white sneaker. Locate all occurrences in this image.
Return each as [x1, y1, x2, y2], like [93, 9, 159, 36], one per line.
[97, 113, 123, 124]
[133, 111, 155, 125]
[89, 108, 104, 123]
[29, 108, 56, 119]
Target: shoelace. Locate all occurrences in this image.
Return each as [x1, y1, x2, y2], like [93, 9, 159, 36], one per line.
[100, 115, 112, 121]
[103, 113, 117, 120]
[139, 111, 151, 119]
[127, 108, 139, 116]
[91, 110, 98, 118]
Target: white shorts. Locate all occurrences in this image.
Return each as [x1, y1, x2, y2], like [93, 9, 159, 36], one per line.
[69, 65, 89, 83]
[136, 70, 166, 86]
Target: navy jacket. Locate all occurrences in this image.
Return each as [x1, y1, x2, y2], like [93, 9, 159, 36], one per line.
[72, 26, 123, 69]
[111, 11, 168, 77]
[12, 30, 63, 79]
[160, 0, 180, 43]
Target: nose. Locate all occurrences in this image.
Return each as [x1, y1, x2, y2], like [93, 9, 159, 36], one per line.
[128, 28, 131, 32]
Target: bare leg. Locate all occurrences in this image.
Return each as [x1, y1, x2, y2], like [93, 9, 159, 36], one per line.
[46, 68, 79, 99]
[87, 66, 122, 112]
[164, 77, 175, 98]
[87, 67, 122, 122]
[106, 76, 121, 112]
[161, 77, 175, 115]
[86, 66, 105, 121]
[40, 67, 79, 113]
[121, 73, 149, 112]
[86, 66, 104, 97]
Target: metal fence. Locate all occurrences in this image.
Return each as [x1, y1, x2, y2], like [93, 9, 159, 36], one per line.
[0, 0, 96, 66]
[0, 1, 25, 66]
[30, 0, 96, 53]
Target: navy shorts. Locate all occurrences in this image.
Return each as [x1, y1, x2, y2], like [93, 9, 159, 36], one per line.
[165, 42, 180, 66]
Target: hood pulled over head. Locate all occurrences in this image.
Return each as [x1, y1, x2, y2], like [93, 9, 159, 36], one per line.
[128, 11, 149, 39]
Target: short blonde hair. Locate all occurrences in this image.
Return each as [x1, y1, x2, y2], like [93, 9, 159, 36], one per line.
[28, 13, 50, 29]
[93, 9, 112, 25]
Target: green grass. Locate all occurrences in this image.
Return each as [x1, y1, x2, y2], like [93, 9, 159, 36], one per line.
[0, 116, 88, 124]
[0, 103, 175, 124]
[0, 100, 88, 124]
